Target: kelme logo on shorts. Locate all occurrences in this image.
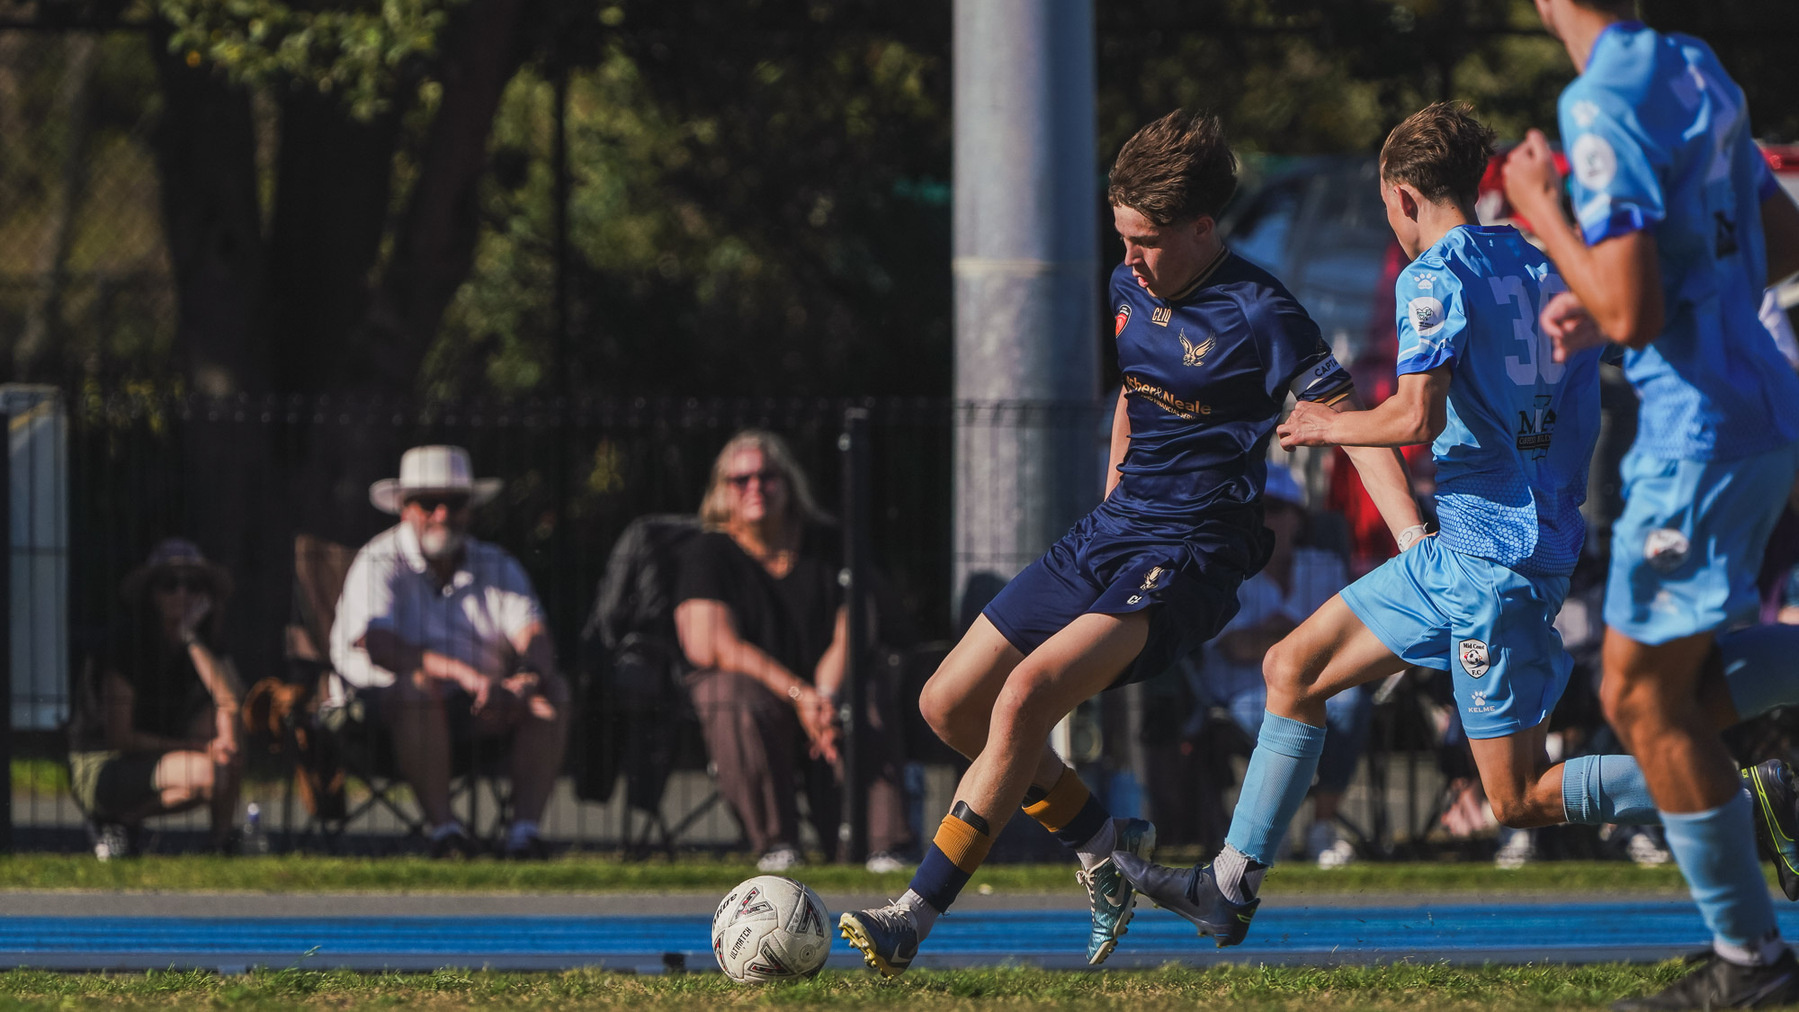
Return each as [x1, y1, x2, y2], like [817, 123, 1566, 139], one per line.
[1458, 639, 1490, 678]
[1644, 528, 1690, 573]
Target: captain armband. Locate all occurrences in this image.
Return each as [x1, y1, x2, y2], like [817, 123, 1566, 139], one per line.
[1290, 355, 1355, 406]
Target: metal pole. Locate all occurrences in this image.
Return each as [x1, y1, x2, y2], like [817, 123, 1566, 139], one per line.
[838, 407, 871, 863]
[952, 0, 1100, 622]
[551, 60, 574, 653]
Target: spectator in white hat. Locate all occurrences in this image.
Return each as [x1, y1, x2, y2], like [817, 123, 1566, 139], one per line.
[330, 445, 568, 859]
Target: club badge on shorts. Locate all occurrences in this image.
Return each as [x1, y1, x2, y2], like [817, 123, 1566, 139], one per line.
[1643, 527, 1690, 573]
[1126, 565, 1165, 606]
[1458, 639, 1490, 679]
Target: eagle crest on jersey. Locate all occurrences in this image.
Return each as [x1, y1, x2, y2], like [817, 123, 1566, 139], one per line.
[1178, 331, 1215, 367]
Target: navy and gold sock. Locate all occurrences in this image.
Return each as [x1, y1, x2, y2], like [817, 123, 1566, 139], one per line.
[907, 801, 994, 915]
[1022, 767, 1110, 851]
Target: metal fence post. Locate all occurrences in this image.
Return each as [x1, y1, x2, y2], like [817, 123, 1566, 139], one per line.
[838, 407, 871, 864]
[0, 410, 12, 853]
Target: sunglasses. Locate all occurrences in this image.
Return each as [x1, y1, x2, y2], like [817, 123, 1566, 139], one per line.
[725, 470, 783, 490]
[407, 493, 471, 512]
[151, 573, 209, 594]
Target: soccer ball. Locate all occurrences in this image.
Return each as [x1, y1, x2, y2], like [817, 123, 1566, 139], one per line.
[711, 875, 831, 982]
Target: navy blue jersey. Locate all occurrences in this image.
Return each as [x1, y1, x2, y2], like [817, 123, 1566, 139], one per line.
[1110, 251, 1354, 519]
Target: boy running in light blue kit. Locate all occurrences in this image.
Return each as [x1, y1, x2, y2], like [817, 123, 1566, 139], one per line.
[1119, 100, 1794, 957]
[1502, 2, 1799, 1007]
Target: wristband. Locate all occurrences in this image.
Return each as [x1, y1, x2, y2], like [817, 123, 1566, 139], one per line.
[1397, 524, 1430, 552]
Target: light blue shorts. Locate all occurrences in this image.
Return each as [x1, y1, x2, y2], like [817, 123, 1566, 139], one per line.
[1341, 538, 1572, 740]
[1605, 441, 1799, 645]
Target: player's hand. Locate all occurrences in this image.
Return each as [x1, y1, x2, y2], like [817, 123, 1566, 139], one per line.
[1502, 130, 1562, 225]
[1277, 400, 1335, 449]
[1541, 291, 1609, 361]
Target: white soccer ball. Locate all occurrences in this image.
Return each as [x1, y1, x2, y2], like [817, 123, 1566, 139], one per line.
[711, 874, 832, 982]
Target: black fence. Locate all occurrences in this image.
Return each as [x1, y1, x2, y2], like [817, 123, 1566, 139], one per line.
[18, 385, 1777, 867]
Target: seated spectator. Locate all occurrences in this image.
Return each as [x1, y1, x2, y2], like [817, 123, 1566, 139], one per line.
[71, 539, 244, 857]
[1188, 464, 1371, 867]
[675, 430, 913, 872]
[330, 445, 569, 859]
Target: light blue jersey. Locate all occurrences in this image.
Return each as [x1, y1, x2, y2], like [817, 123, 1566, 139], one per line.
[1560, 20, 1799, 460]
[1396, 225, 1603, 578]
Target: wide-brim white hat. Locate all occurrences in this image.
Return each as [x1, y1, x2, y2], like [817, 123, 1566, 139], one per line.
[369, 445, 502, 515]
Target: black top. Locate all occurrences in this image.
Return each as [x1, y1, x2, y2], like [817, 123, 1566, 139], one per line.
[675, 523, 843, 682]
[107, 628, 213, 743]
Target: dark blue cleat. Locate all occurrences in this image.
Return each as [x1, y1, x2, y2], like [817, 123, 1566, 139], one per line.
[1113, 852, 1259, 948]
[839, 903, 920, 978]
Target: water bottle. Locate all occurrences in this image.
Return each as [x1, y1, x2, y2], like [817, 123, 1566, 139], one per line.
[242, 802, 270, 856]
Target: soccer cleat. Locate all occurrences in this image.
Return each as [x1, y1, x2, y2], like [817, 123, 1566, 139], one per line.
[839, 903, 920, 978]
[1611, 947, 1799, 1011]
[1113, 852, 1260, 948]
[1078, 818, 1157, 965]
[1743, 759, 1799, 901]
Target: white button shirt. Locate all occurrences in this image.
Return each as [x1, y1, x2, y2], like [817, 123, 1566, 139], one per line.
[330, 523, 545, 690]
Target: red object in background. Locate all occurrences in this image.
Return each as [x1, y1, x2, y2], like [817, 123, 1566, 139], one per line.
[1476, 148, 1570, 236]
[1763, 145, 1799, 174]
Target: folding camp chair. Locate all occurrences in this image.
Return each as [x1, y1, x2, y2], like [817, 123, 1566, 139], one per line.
[278, 533, 509, 852]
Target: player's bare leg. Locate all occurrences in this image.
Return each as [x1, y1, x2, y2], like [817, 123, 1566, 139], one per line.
[1118, 595, 1404, 945]
[842, 612, 1152, 974]
[1604, 631, 1735, 812]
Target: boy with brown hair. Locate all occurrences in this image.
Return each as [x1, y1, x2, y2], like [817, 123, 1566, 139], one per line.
[839, 109, 1421, 975]
[1119, 99, 1678, 947]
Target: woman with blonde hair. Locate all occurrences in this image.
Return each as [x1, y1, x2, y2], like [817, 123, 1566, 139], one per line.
[675, 430, 912, 871]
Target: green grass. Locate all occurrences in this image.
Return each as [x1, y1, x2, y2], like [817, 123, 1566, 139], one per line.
[10, 758, 294, 800]
[0, 853, 1706, 895]
[9, 759, 67, 796]
[0, 964, 1715, 1010]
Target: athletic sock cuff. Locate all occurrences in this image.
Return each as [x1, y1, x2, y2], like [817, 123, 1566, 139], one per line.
[908, 810, 995, 915]
[1257, 711, 1326, 757]
[1022, 767, 1091, 833]
[1562, 754, 1599, 824]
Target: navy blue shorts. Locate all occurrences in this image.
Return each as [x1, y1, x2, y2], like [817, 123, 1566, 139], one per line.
[981, 495, 1263, 687]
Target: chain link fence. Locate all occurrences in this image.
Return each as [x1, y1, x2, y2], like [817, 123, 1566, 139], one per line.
[0, 24, 174, 388]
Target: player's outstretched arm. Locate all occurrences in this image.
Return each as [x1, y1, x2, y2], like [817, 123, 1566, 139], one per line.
[1502, 129, 1663, 349]
[1295, 386, 1431, 540]
[1277, 370, 1448, 450]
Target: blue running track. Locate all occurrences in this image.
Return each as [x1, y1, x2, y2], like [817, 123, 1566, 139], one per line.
[4, 902, 1798, 973]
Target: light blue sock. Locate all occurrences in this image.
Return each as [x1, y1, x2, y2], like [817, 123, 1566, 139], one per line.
[1561, 754, 1660, 825]
[1720, 624, 1799, 720]
[1224, 711, 1326, 866]
[1661, 792, 1780, 952]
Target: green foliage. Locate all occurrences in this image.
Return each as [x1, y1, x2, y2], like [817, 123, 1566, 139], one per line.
[430, 1, 953, 399]
[153, 0, 460, 120]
